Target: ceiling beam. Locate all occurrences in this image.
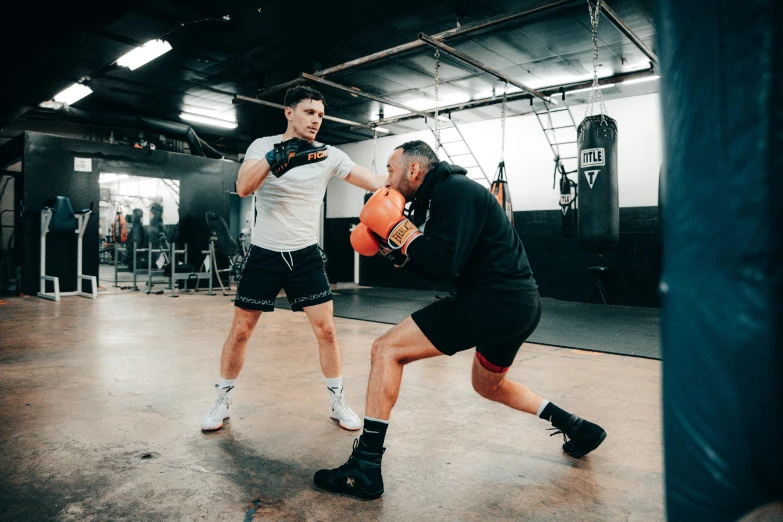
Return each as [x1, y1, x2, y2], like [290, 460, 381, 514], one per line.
[255, 0, 582, 97]
[299, 73, 445, 123]
[600, 1, 658, 66]
[417, 32, 556, 105]
[233, 94, 388, 133]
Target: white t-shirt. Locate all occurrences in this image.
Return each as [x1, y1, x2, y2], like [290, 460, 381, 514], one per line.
[244, 134, 355, 252]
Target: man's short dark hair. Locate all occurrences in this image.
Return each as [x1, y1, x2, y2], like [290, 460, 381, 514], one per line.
[394, 140, 439, 173]
[284, 86, 325, 109]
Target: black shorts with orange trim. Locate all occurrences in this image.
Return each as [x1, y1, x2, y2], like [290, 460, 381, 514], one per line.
[411, 288, 541, 370]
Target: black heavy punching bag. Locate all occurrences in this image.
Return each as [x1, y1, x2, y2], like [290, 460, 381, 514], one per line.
[577, 115, 619, 250]
[559, 174, 576, 238]
[490, 160, 513, 224]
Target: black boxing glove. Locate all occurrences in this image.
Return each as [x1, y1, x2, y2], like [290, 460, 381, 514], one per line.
[265, 137, 328, 177]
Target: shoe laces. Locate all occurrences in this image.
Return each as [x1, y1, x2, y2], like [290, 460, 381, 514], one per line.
[547, 427, 567, 443]
[331, 394, 351, 416]
[348, 438, 360, 461]
[548, 416, 583, 445]
[208, 385, 232, 416]
[347, 439, 385, 463]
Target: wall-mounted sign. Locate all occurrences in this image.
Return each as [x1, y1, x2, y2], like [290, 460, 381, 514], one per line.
[74, 157, 92, 172]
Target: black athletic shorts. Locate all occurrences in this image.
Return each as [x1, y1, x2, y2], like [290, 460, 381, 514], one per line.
[411, 288, 542, 370]
[234, 244, 332, 312]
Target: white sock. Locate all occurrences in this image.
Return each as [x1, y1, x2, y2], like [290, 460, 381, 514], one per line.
[218, 378, 235, 398]
[326, 376, 343, 405]
[536, 399, 550, 418]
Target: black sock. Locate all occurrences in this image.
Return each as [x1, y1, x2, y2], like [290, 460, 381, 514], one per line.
[540, 402, 572, 429]
[358, 417, 388, 453]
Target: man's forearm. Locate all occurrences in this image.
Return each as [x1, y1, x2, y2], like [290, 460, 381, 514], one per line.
[371, 173, 390, 191]
[236, 159, 271, 197]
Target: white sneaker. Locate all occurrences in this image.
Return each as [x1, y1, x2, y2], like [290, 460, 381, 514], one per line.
[330, 395, 361, 431]
[201, 385, 232, 431]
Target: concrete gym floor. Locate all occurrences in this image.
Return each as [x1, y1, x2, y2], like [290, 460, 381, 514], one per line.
[0, 291, 663, 521]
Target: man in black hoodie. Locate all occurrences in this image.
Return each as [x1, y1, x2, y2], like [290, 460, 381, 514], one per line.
[314, 141, 606, 499]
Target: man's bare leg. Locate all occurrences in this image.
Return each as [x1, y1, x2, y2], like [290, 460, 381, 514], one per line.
[202, 307, 262, 431]
[303, 300, 361, 430]
[470, 351, 606, 459]
[313, 316, 441, 498]
[470, 356, 544, 415]
[221, 307, 263, 379]
[303, 301, 341, 378]
[364, 317, 444, 420]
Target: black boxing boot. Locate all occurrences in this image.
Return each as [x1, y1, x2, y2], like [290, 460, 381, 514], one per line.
[549, 414, 607, 458]
[314, 439, 385, 499]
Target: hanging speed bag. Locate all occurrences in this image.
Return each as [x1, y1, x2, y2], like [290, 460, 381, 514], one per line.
[559, 176, 576, 238]
[490, 160, 513, 224]
[577, 115, 619, 250]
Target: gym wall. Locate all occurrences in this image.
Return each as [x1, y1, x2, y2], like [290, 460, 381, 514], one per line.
[324, 93, 663, 307]
[17, 132, 239, 295]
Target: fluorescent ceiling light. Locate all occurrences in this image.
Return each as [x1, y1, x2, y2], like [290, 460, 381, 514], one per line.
[621, 75, 660, 85]
[567, 84, 616, 95]
[183, 106, 236, 123]
[99, 173, 129, 184]
[373, 127, 390, 134]
[180, 113, 238, 129]
[38, 100, 63, 109]
[52, 83, 93, 105]
[117, 40, 173, 71]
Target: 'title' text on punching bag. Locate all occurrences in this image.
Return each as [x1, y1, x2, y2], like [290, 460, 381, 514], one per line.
[577, 115, 619, 250]
[490, 160, 513, 224]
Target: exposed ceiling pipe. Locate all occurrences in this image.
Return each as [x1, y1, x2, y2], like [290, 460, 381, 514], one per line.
[57, 106, 226, 159]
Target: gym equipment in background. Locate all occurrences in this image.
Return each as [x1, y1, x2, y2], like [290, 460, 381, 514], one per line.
[37, 196, 97, 301]
[576, 0, 619, 252]
[577, 115, 619, 250]
[556, 160, 577, 238]
[205, 211, 248, 297]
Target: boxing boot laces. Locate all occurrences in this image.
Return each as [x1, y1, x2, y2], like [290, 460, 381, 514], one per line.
[548, 414, 607, 458]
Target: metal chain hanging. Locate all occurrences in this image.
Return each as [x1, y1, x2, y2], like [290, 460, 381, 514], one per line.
[585, 0, 608, 121]
[500, 82, 507, 161]
[433, 49, 441, 154]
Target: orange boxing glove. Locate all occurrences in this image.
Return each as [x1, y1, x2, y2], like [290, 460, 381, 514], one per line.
[359, 187, 421, 255]
[350, 223, 380, 256]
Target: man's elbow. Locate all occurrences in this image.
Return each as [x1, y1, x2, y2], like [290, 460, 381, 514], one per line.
[235, 181, 252, 198]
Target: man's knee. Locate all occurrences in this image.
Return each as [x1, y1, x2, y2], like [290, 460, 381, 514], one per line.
[231, 323, 253, 345]
[371, 335, 401, 366]
[313, 320, 338, 345]
[472, 366, 504, 400]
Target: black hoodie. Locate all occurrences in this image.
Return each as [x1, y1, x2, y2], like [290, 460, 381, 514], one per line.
[405, 161, 537, 293]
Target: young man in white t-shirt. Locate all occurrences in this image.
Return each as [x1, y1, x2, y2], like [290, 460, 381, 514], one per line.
[201, 86, 387, 432]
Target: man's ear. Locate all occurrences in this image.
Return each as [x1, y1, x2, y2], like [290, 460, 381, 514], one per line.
[284, 107, 293, 121]
[411, 162, 425, 182]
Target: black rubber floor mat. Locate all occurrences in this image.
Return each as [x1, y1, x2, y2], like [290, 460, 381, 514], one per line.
[276, 288, 660, 360]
